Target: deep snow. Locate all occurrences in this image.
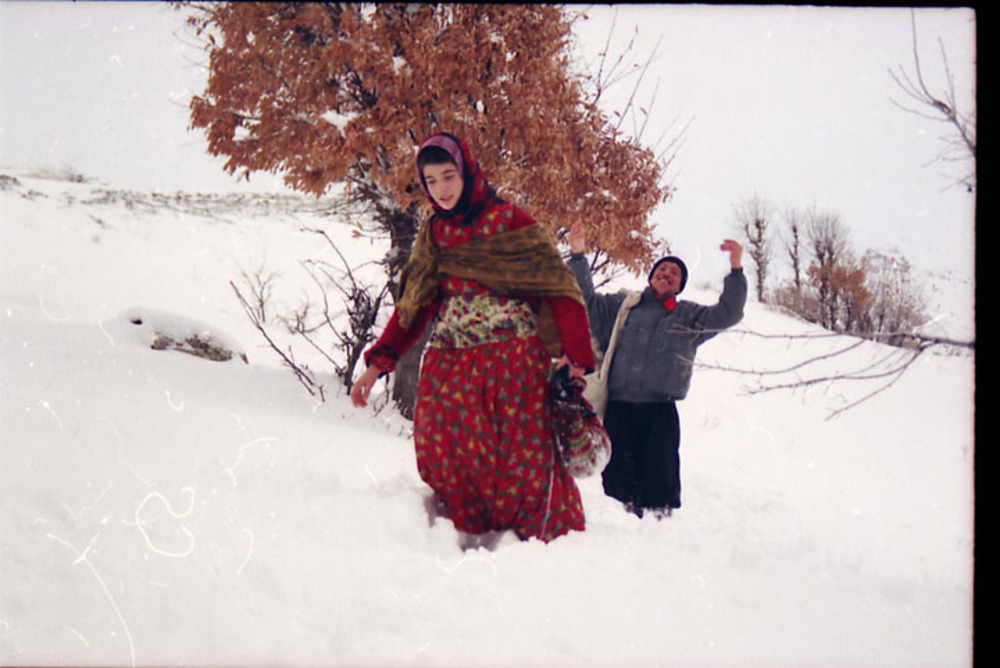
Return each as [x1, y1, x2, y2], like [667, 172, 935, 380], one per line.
[0, 170, 974, 667]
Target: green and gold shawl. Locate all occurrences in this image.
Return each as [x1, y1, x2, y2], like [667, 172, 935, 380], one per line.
[396, 217, 586, 356]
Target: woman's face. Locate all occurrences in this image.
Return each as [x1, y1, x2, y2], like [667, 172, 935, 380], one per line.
[422, 162, 464, 211]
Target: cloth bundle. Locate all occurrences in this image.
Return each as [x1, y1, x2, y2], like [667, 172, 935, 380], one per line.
[549, 365, 611, 478]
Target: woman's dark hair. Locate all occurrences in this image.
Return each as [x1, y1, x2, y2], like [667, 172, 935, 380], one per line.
[417, 145, 457, 173]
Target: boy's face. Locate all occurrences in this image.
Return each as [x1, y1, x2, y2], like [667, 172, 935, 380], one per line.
[422, 162, 464, 211]
[650, 261, 683, 298]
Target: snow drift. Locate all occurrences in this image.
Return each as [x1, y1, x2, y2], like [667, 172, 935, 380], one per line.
[0, 170, 974, 667]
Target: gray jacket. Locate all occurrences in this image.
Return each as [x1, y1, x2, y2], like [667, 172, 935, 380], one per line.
[568, 254, 747, 403]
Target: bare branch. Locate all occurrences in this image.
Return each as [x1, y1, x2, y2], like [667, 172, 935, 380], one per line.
[888, 9, 976, 191]
[298, 226, 389, 389]
[696, 326, 971, 419]
[230, 280, 325, 400]
[236, 263, 280, 325]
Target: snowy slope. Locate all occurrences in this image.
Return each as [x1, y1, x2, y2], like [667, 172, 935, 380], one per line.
[0, 171, 974, 667]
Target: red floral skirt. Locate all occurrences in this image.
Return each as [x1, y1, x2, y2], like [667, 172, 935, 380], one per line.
[414, 336, 585, 542]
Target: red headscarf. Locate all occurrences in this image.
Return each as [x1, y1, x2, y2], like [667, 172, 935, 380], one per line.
[416, 132, 499, 225]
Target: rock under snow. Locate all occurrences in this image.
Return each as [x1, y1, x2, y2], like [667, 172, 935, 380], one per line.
[113, 306, 248, 364]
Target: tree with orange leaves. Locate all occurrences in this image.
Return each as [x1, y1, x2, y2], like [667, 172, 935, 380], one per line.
[180, 3, 669, 273]
[177, 2, 673, 412]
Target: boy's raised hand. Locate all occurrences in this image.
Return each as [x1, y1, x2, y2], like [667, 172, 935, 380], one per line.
[720, 239, 743, 269]
[568, 220, 586, 255]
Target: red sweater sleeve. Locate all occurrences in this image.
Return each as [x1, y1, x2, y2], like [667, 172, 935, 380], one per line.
[548, 296, 596, 371]
[510, 207, 595, 371]
[363, 294, 441, 374]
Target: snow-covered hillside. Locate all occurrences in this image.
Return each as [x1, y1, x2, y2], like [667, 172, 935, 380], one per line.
[1, 170, 974, 667]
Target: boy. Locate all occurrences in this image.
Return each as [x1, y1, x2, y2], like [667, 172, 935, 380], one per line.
[568, 221, 747, 517]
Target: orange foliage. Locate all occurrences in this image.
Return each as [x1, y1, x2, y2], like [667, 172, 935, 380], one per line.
[180, 2, 670, 273]
[806, 256, 872, 332]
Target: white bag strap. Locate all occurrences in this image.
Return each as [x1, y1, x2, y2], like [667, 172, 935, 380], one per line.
[597, 291, 641, 381]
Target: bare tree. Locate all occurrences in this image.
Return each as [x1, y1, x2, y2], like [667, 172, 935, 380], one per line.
[783, 207, 805, 294]
[732, 195, 774, 302]
[804, 209, 851, 330]
[889, 9, 976, 192]
[860, 250, 928, 347]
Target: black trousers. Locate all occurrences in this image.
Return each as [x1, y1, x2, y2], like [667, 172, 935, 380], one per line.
[601, 400, 682, 510]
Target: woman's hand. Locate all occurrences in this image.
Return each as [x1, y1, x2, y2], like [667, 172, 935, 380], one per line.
[556, 353, 586, 379]
[568, 220, 586, 255]
[351, 365, 383, 407]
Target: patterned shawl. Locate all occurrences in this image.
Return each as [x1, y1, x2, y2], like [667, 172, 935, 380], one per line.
[396, 213, 585, 356]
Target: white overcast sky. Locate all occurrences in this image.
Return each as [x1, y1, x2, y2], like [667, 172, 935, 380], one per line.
[1, 2, 977, 320]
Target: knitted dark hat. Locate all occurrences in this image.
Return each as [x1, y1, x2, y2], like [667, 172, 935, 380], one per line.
[648, 256, 688, 293]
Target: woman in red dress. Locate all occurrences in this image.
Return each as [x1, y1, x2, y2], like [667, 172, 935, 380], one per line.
[351, 132, 595, 546]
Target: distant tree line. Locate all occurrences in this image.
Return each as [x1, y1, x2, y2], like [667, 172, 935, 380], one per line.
[731, 195, 943, 349]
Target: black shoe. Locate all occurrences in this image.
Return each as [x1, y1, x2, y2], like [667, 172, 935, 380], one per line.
[652, 507, 674, 520]
[623, 502, 644, 518]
